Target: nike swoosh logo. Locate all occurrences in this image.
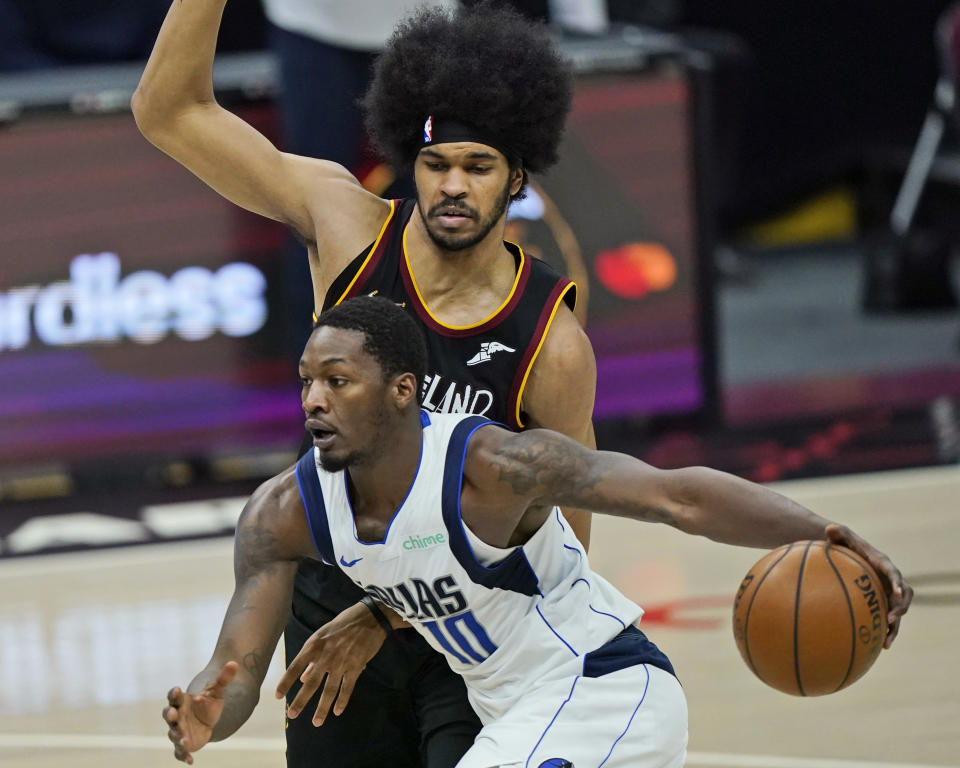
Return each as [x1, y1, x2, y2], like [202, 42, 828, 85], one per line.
[339, 555, 363, 567]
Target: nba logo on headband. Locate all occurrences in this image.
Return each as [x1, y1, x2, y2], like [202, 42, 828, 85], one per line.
[423, 115, 433, 143]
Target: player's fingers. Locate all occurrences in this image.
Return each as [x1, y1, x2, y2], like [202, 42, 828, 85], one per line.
[824, 523, 848, 544]
[312, 675, 342, 726]
[275, 664, 301, 700]
[209, 660, 239, 697]
[286, 667, 326, 719]
[162, 704, 178, 725]
[172, 737, 193, 764]
[884, 579, 913, 646]
[276, 649, 314, 699]
[884, 615, 902, 649]
[167, 686, 184, 705]
[332, 673, 358, 716]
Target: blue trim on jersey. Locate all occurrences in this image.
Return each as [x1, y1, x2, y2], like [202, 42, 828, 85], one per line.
[420, 409, 431, 427]
[563, 544, 582, 559]
[295, 450, 336, 565]
[589, 604, 627, 629]
[344, 422, 426, 547]
[525, 675, 581, 768]
[440, 416, 541, 597]
[572, 577, 627, 629]
[582, 625, 675, 679]
[536, 605, 578, 657]
[597, 665, 651, 768]
[554, 508, 566, 532]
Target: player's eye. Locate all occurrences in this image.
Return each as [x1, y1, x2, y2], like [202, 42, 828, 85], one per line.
[299, 376, 310, 387]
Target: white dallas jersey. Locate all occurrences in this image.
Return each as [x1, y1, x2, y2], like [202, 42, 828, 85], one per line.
[295, 411, 646, 723]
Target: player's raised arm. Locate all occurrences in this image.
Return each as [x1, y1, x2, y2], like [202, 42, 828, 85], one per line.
[162, 469, 312, 763]
[132, 0, 385, 251]
[462, 425, 912, 643]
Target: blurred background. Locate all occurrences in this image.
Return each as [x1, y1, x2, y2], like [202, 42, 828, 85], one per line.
[3, 0, 960, 506]
[0, 1, 959, 766]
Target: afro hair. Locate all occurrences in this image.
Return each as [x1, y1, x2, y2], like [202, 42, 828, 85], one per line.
[362, 2, 573, 180]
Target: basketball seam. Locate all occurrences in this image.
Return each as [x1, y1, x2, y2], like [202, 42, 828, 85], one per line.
[742, 542, 796, 685]
[823, 543, 858, 692]
[793, 541, 815, 697]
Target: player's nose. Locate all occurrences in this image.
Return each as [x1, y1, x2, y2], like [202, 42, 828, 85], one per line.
[439, 168, 469, 198]
[302, 381, 329, 413]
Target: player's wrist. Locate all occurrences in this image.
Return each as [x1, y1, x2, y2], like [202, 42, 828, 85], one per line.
[360, 594, 395, 637]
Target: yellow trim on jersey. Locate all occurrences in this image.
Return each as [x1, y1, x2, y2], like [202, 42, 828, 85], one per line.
[401, 226, 526, 329]
[333, 199, 398, 306]
[514, 281, 576, 429]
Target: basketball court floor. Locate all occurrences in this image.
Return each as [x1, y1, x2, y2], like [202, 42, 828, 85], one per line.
[0, 464, 957, 768]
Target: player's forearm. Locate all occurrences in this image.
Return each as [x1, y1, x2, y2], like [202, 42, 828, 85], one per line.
[665, 466, 832, 548]
[132, 0, 228, 126]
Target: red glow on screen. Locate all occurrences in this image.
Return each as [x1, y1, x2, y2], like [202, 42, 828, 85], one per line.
[594, 242, 677, 299]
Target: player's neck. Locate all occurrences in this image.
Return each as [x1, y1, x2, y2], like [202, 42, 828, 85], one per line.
[406, 210, 517, 322]
[345, 413, 423, 532]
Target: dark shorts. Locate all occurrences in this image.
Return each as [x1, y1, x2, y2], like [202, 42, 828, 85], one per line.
[284, 561, 482, 768]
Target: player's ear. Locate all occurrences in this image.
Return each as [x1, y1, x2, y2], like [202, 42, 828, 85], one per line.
[391, 372, 418, 410]
[508, 165, 524, 197]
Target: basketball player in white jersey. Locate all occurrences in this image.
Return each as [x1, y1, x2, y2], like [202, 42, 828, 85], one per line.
[162, 297, 912, 768]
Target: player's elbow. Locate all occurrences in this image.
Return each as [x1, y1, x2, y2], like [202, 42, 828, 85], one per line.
[653, 466, 714, 534]
[131, 84, 199, 145]
[131, 86, 167, 140]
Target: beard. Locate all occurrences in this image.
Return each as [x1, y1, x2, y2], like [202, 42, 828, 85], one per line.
[416, 179, 512, 252]
[317, 451, 359, 473]
[316, 406, 390, 473]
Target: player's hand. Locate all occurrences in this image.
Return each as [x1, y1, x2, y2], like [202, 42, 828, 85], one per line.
[162, 661, 238, 764]
[276, 601, 389, 726]
[826, 524, 913, 648]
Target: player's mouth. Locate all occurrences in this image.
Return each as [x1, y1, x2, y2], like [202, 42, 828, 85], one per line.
[305, 419, 338, 447]
[431, 205, 476, 228]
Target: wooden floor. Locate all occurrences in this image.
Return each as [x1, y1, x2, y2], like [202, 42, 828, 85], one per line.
[1, 465, 958, 768]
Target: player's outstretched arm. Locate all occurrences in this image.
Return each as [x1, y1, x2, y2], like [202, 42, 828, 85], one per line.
[464, 426, 912, 645]
[161, 469, 313, 762]
[132, 0, 385, 250]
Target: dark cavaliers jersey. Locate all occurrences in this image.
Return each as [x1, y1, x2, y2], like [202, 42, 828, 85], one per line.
[321, 198, 577, 429]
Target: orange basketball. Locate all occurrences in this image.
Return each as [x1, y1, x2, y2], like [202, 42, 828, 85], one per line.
[732, 540, 887, 696]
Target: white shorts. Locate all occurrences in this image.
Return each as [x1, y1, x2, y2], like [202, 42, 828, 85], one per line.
[455, 663, 688, 768]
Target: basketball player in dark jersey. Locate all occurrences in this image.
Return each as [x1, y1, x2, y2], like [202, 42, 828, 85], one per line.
[135, 4, 592, 766]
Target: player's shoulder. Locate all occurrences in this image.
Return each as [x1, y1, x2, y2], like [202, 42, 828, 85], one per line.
[530, 305, 595, 393]
[521, 304, 595, 436]
[297, 164, 393, 262]
[237, 463, 314, 559]
[242, 464, 302, 524]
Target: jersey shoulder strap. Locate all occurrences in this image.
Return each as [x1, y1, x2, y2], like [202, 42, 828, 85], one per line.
[505, 251, 578, 429]
[294, 450, 336, 565]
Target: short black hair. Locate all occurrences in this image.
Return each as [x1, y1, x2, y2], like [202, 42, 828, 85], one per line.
[313, 296, 428, 399]
[363, 2, 573, 198]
